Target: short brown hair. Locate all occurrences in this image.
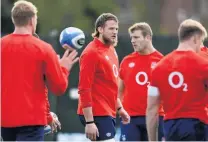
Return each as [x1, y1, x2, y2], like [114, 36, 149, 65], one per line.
[92, 13, 118, 38]
[178, 19, 207, 41]
[128, 22, 153, 37]
[11, 0, 38, 26]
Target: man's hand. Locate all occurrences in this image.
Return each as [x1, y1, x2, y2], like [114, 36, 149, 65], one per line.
[59, 49, 79, 71]
[118, 108, 130, 124]
[85, 123, 99, 141]
[49, 112, 61, 133]
[62, 44, 74, 51]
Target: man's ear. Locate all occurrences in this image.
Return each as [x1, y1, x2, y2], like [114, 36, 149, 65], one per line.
[28, 17, 33, 26]
[98, 27, 103, 34]
[193, 34, 201, 45]
[146, 35, 152, 41]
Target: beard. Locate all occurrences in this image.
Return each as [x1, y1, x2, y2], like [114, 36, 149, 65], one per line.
[102, 34, 115, 45]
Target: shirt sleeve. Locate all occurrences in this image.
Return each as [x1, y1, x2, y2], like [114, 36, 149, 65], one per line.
[119, 59, 125, 80]
[44, 45, 69, 95]
[203, 64, 208, 87]
[148, 68, 160, 96]
[45, 88, 53, 124]
[78, 50, 98, 108]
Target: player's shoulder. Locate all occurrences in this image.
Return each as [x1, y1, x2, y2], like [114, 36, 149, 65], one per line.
[1, 34, 12, 42]
[155, 51, 171, 65]
[27, 36, 56, 56]
[154, 50, 164, 58]
[31, 36, 52, 48]
[152, 51, 174, 72]
[122, 52, 137, 62]
[190, 53, 208, 73]
[155, 50, 208, 71]
[149, 50, 164, 62]
[80, 41, 98, 58]
[1, 34, 52, 51]
[119, 52, 136, 67]
[199, 47, 208, 59]
[195, 52, 208, 64]
[2, 34, 51, 48]
[184, 50, 208, 63]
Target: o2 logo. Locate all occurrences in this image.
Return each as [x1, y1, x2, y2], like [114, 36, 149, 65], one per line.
[135, 71, 150, 86]
[168, 71, 188, 92]
[112, 64, 118, 78]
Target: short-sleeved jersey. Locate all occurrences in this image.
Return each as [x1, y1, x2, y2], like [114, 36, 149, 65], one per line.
[119, 51, 164, 116]
[150, 50, 208, 124]
[199, 46, 208, 120]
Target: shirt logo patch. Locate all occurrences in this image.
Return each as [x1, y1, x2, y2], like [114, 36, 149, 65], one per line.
[129, 62, 135, 68]
[121, 135, 126, 141]
[151, 62, 157, 69]
[114, 51, 118, 58]
[112, 64, 118, 78]
[105, 55, 110, 60]
[106, 132, 111, 137]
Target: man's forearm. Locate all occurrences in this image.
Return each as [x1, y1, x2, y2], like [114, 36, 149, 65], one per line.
[83, 107, 94, 122]
[146, 107, 159, 141]
[118, 78, 125, 101]
[116, 98, 123, 110]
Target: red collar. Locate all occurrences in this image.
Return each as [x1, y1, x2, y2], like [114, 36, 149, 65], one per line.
[94, 38, 111, 48]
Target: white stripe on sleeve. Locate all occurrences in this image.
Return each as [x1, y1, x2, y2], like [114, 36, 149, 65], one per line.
[148, 85, 160, 96]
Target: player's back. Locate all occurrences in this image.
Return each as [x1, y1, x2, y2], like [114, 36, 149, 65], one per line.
[154, 50, 208, 124]
[199, 47, 208, 126]
[1, 34, 52, 127]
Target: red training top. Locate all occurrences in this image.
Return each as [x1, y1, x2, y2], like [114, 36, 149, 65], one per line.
[199, 46, 208, 119]
[77, 38, 119, 118]
[151, 50, 208, 124]
[119, 51, 164, 116]
[1, 34, 69, 127]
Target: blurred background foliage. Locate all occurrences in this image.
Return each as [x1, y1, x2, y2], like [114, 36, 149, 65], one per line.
[3, 0, 208, 37]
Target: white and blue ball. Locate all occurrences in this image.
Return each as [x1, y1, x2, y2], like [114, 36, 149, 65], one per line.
[59, 27, 85, 50]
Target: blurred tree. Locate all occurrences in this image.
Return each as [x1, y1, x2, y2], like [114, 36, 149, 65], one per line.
[130, 0, 161, 34]
[3, 0, 208, 36]
[1, 0, 14, 34]
[29, 0, 120, 36]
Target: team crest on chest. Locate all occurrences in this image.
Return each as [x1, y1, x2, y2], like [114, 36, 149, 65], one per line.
[114, 51, 118, 58]
[105, 55, 110, 60]
[151, 62, 157, 69]
[129, 62, 135, 68]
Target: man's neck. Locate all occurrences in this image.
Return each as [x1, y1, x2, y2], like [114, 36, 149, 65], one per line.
[177, 42, 196, 52]
[137, 44, 156, 55]
[13, 26, 32, 35]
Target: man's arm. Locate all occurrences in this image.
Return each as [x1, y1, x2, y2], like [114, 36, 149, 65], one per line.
[116, 78, 130, 124]
[78, 51, 97, 120]
[44, 87, 61, 133]
[78, 51, 99, 141]
[45, 88, 53, 124]
[82, 107, 94, 122]
[44, 47, 78, 95]
[146, 85, 160, 141]
[118, 77, 125, 102]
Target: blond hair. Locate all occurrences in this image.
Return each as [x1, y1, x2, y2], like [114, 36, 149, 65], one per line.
[128, 22, 153, 37]
[11, 0, 38, 26]
[178, 19, 207, 41]
[92, 13, 118, 38]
